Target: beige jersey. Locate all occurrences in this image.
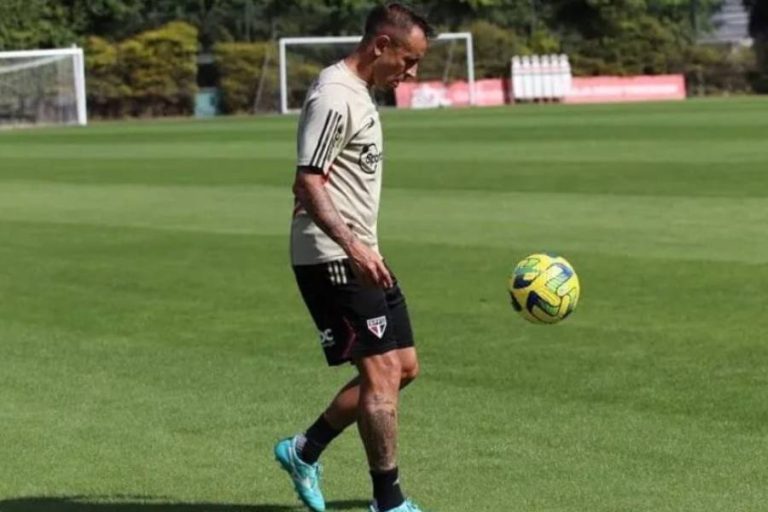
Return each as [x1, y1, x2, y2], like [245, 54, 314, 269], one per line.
[291, 61, 384, 266]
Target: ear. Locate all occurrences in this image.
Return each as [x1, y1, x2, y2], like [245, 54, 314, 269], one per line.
[373, 34, 391, 57]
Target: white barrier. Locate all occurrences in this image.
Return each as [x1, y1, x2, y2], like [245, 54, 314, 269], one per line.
[511, 54, 571, 102]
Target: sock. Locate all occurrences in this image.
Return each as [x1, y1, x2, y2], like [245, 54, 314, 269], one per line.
[298, 414, 343, 464]
[371, 467, 405, 511]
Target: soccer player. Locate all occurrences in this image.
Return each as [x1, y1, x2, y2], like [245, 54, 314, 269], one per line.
[274, 3, 434, 512]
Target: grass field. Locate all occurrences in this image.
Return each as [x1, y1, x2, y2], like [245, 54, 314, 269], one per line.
[1, 98, 767, 512]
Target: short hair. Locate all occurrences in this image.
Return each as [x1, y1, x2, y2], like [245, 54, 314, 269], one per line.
[363, 2, 436, 43]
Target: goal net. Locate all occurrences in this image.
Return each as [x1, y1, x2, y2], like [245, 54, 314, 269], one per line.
[279, 33, 475, 113]
[0, 48, 87, 128]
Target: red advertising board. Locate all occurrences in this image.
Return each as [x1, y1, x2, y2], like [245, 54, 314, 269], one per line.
[395, 78, 507, 109]
[563, 75, 686, 104]
[394, 74, 686, 108]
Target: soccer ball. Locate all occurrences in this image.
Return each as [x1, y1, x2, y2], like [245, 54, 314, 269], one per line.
[508, 253, 580, 324]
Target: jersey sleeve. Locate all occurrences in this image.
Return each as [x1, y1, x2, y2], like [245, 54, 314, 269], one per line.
[296, 89, 349, 173]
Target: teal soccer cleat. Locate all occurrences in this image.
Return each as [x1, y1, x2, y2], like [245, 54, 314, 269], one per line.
[274, 436, 326, 512]
[370, 499, 427, 512]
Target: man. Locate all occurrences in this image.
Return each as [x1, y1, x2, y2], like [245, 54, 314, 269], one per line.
[274, 3, 434, 512]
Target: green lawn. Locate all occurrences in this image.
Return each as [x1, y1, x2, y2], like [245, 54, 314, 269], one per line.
[1, 98, 767, 512]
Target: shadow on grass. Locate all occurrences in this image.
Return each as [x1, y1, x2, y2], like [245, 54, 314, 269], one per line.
[0, 496, 370, 512]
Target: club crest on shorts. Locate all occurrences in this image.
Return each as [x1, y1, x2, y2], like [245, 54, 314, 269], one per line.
[366, 316, 387, 339]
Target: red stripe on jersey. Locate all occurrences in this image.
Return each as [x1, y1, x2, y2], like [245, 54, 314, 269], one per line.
[322, 163, 335, 184]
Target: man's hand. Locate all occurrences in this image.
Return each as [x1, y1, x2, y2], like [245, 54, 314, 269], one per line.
[345, 238, 393, 289]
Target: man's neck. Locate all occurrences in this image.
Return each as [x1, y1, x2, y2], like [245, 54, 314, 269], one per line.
[344, 51, 374, 88]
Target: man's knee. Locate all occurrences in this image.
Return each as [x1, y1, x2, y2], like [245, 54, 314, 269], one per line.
[400, 359, 419, 387]
[357, 351, 402, 393]
[397, 348, 419, 388]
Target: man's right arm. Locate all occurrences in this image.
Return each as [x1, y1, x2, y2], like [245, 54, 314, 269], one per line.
[293, 170, 356, 252]
[293, 170, 393, 289]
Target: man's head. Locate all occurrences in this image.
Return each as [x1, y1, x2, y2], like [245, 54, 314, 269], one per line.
[361, 3, 434, 90]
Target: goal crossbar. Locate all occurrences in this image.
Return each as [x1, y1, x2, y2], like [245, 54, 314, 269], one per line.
[279, 32, 475, 114]
[0, 48, 84, 59]
[0, 55, 70, 75]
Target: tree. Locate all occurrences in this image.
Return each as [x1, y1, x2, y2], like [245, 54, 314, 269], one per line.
[0, 0, 78, 50]
[541, 0, 726, 75]
[63, 0, 148, 40]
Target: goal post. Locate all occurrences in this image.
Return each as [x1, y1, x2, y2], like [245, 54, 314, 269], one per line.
[279, 32, 475, 114]
[0, 47, 87, 128]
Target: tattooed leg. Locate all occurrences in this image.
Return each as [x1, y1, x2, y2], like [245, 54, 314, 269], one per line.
[356, 351, 402, 471]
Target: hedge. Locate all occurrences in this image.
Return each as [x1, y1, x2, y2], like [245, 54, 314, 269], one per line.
[85, 21, 198, 118]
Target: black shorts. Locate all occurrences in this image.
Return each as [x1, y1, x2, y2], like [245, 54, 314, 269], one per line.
[293, 259, 415, 366]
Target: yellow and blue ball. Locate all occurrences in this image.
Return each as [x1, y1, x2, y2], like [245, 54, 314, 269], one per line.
[508, 253, 580, 324]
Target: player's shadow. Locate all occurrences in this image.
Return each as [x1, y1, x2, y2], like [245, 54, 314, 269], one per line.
[0, 496, 370, 512]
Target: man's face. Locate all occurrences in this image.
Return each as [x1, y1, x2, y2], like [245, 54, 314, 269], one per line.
[371, 25, 428, 90]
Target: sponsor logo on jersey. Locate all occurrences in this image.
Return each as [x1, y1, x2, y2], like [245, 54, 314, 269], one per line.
[359, 143, 382, 174]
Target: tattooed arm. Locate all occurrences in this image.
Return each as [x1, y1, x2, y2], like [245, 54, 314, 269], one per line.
[293, 169, 393, 289]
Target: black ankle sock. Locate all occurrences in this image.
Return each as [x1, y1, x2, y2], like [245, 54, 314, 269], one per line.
[370, 467, 405, 511]
[299, 414, 343, 464]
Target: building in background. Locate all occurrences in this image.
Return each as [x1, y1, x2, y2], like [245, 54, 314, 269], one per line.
[703, 0, 752, 45]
